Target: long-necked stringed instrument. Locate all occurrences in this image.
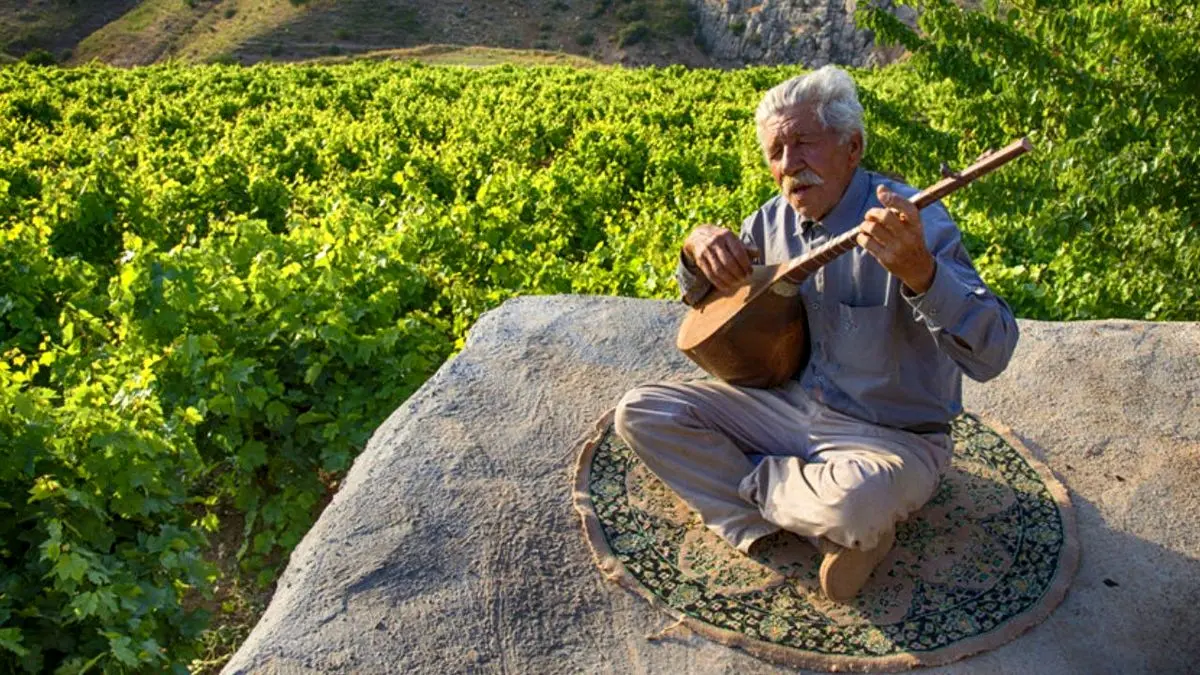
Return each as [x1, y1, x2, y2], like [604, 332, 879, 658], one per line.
[676, 137, 1033, 388]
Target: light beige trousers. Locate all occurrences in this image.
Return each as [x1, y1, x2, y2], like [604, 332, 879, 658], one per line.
[614, 379, 953, 553]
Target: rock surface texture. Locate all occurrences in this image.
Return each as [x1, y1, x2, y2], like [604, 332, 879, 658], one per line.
[692, 0, 914, 67]
[224, 296, 1200, 674]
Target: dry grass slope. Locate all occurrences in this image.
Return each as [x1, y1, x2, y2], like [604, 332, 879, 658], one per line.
[0, 0, 140, 60]
[317, 44, 603, 68]
[70, 0, 291, 65]
[45, 0, 707, 67]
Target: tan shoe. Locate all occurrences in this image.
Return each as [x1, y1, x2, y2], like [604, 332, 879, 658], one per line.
[818, 527, 896, 603]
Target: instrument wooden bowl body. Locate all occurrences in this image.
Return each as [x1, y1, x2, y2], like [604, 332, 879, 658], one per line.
[676, 265, 810, 388]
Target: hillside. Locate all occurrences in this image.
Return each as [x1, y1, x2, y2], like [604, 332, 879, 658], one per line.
[0, 0, 140, 60]
[6, 0, 710, 67]
[2, 0, 898, 68]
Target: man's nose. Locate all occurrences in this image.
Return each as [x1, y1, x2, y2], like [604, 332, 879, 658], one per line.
[781, 145, 804, 175]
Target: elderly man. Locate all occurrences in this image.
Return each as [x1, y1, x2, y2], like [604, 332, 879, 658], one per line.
[614, 66, 1019, 602]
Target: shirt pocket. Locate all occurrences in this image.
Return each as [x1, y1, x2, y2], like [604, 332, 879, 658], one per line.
[827, 302, 898, 378]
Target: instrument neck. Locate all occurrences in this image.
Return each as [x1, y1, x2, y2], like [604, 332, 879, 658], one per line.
[781, 225, 862, 283]
[775, 137, 1032, 285]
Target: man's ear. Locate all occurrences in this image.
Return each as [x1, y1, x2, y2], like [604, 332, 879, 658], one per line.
[847, 131, 864, 167]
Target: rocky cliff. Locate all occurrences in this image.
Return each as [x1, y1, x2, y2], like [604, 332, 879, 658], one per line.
[692, 0, 913, 67]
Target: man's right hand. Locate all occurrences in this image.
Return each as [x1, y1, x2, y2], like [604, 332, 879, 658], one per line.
[683, 225, 756, 293]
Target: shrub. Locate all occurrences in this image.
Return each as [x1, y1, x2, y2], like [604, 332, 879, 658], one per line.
[20, 49, 55, 66]
[617, 2, 647, 22]
[654, 0, 695, 37]
[589, 0, 614, 19]
[617, 21, 650, 47]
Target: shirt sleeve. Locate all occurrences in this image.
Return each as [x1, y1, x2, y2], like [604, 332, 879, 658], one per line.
[901, 203, 1020, 382]
[675, 249, 712, 307]
[675, 216, 762, 307]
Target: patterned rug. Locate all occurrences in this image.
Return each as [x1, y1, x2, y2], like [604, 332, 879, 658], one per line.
[573, 411, 1079, 672]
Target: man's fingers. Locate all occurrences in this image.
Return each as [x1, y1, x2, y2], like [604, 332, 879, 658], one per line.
[701, 248, 738, 291]
[690, 227, 754, 292]
[697, 257, 730, 291]
[725, 239, 752, 277]
[855, 231, 892, 265]
[861, 213, 900, 245]
[876, 184, 920, 226]
[710, 243, 736, 278]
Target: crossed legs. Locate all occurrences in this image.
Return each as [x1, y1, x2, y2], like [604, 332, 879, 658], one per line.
[614, 379, 951, 598]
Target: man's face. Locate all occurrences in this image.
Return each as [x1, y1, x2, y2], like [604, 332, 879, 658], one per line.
[763, 103, 863, 221]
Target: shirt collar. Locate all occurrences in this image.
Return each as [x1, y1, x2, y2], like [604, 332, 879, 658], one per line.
[799, 166, 870, 236]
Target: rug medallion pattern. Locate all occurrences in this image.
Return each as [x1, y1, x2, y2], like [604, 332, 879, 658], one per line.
[578, 413, 1077, 669]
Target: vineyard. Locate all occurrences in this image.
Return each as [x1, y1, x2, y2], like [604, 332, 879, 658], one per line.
[1, 0, 1197, 671]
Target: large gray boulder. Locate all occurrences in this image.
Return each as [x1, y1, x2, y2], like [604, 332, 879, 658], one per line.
[224, 296, 1200, 674]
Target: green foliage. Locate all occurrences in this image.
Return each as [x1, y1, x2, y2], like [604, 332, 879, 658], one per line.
[858, 0, 1200, 319]
[614, 0, 696, 43]
[19, 49, 55, 67]
[617, 21, 650, 47]
[589, 0, 613, 20]
[0, 2, 1196, 667]
[653, 0, 695, 37]
[617, 2, 648, 22]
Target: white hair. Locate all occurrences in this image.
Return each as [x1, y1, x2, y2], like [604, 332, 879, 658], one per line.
[755, 65, 867, 159]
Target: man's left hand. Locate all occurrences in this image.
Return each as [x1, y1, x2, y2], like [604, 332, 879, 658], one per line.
[856, 184, 936, 294]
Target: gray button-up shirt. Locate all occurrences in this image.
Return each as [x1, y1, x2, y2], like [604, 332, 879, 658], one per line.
[676, 167, 1019, 429]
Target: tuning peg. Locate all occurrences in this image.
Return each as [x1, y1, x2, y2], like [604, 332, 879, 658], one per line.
[940, 161, 962, 180]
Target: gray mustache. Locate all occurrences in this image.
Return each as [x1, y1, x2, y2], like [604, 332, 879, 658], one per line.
[782, 170, 824, 191]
